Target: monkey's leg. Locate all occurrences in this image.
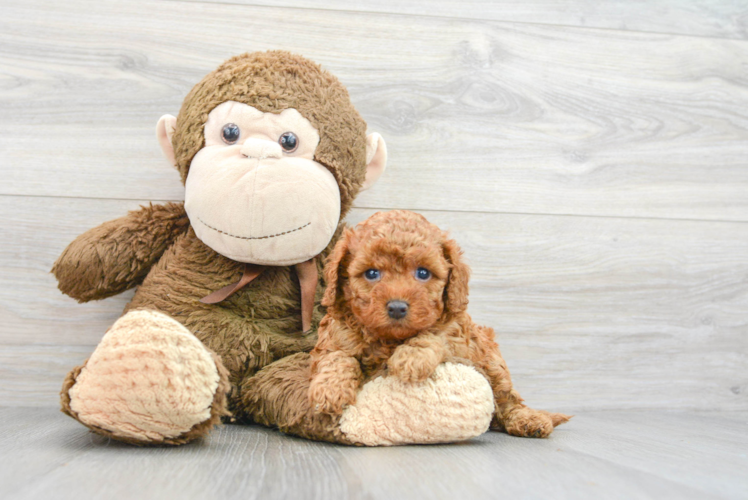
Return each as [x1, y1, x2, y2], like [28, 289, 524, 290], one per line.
[239, 353, 495, 446]
[239, 352, 351, 444]
[61, 309, 230, 445]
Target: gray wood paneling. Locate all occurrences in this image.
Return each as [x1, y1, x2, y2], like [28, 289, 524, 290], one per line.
[2, 407, 747, 500]
[3, 196, 746, 411]
[2, 0, 748, 221]
[188, 0, 748, 40]
[2, 0, 747, 496]
[0, 346, 92, 407]
[0, 196, 142, 348]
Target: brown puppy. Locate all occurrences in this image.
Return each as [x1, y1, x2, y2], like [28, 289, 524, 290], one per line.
[310, 210, 570, 438]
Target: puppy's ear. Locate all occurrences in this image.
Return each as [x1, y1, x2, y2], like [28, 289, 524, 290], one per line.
[322, 228, 353, 310]
[442, 236, 470, 319]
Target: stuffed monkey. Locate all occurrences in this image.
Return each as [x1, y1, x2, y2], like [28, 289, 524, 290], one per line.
[53, 51, 494, 445]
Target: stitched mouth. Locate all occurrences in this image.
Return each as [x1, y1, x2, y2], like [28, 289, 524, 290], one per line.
[197, 217, 311, 240]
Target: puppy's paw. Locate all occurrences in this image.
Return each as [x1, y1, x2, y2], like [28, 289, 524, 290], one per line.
[309, 378, 358, 415]
[502, 407, 566, 438]
[388, 345, 441, 384]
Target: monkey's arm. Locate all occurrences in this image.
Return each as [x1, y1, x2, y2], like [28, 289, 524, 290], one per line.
[52, 202, 190, 302]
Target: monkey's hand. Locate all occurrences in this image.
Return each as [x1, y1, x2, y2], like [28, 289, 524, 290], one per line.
[308, 351, 362, 415]
[388, 334, 448, 384]
[52, 202, 189, 302]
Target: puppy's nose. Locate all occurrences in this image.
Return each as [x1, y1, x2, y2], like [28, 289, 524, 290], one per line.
[387, 300, 409, 320]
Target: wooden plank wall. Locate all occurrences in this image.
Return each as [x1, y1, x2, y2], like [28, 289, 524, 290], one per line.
[1, 0, 746, 411]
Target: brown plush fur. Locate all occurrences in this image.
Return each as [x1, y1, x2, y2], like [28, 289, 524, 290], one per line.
[53, 51, 369, 444]
[172, 51, 367, 217]
[52, 202, 190, 302]
[310, 210, 571, 438]
[239, 353, 353, 445]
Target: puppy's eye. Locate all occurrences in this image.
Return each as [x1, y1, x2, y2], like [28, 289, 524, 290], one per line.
[221, 123, 241, 144]
[279, 131, 299, 152]
[364, 269, 381, 282]
[415, 267, 432, 282]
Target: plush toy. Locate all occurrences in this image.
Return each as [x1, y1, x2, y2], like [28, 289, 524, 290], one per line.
[53, 51, 496, 445]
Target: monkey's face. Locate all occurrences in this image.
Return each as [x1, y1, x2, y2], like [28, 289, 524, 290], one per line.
[184, 101, 341, 265]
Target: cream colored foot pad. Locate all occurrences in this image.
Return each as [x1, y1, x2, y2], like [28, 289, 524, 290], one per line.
[339, 363, 495, 446]
[69, 310, 220, 442]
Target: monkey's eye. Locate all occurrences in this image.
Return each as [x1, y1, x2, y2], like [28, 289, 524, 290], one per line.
[364, 269, 381, 282]
[415, 267, 432, 282]
[279, 132, 299, 153]
[221, 123, 241, 144]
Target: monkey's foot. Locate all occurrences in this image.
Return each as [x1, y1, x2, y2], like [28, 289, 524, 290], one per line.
[339, 363, 495, 446]
[61, 309, 230, 445]
[499, 407, 572, 438]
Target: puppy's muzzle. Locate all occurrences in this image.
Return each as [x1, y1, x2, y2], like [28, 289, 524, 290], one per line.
[387, 300, 409, 320]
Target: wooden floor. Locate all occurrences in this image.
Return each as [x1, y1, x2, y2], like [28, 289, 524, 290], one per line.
[1, 0, 747, 498]
[2, 407, 747, 500]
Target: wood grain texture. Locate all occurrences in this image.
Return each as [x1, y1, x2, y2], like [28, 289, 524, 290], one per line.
[189, 0, 748, 40]
[0, 346, 92, 407]
[0, 195, 143, 348]
[2, 407, 747, 500]
[1, 1, 747, 494]
[2, 0, 748, 221]
[2, 195, 746, 411]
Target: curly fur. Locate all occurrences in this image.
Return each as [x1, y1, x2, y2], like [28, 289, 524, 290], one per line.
[310, 210, 571, 438]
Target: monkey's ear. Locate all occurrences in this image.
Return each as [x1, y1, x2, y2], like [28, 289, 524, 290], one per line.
[361, 133, 387, 191]
[156, 114, 177, 168]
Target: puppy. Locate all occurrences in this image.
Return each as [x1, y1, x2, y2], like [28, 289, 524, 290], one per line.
[310, 210, 570, 438]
